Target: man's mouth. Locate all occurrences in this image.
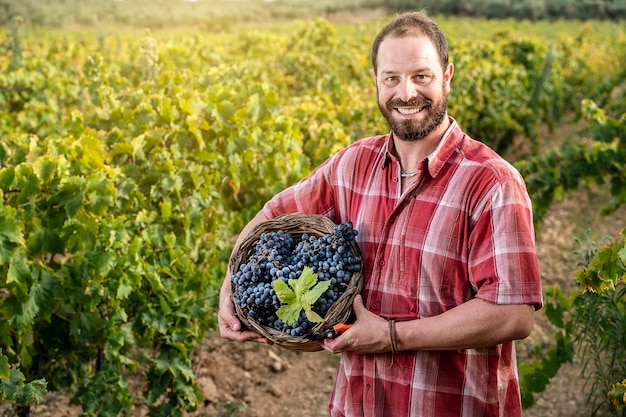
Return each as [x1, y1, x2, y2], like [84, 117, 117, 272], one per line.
[396, 106, 425, 115]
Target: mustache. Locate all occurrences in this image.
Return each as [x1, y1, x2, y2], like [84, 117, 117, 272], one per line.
[387, 98, 431, 108]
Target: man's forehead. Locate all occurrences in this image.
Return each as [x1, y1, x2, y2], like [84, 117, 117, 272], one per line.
[377, 36, 439, 62]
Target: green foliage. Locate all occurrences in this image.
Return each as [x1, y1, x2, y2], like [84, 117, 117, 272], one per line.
[572, 230, 626, 415]
[518, 97, 626, 412]
[576, 229, 626, 292]
[0, 350, 47, 407]
[516, 99, 626, 224]
[0, 118, 221, 413]
[521, 229, 626, 415]
[0, 22, 313, 414]
[0, 0, 385, 28]
[520, 286, 576, 409]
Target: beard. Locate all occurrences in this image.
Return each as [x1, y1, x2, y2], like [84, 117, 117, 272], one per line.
[378, 89, 448, 142]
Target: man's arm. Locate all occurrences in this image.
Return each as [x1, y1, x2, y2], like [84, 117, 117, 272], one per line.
[396, 298, 534, 351]
[322, 295, 534, 354]
[218, 210, 273, 344]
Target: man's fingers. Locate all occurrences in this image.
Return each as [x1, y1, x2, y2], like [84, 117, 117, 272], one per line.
[352, 294, 366, 316]
[228, 317, 241, 332]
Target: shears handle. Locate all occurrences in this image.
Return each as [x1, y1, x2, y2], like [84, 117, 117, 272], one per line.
[324, 323, 352, 339]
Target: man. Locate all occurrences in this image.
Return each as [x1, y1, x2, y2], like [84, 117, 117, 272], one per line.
[219, 11, 543, 417]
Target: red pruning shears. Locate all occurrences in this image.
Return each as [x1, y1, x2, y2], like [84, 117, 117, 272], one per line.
[323, 323, 352, 339]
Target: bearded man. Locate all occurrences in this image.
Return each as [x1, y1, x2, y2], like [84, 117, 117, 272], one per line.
[219, 11, 543, 417]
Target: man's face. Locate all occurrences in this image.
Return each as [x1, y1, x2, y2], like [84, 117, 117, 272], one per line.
[372, 36, 453, 142]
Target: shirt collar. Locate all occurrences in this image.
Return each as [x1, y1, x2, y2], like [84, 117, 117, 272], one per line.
[383, 116, 462, 178]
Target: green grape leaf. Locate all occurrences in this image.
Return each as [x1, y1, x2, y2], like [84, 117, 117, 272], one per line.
[0, 353, 10, 379]
[273, 280, 299, 325]
[304, 309, 325, 323]
[274, 303, 301, 326]
[31, 270, 64, 320]
[7, 251, 30, 285]
[300, 275, 331, 307]
[116, 277, 133, 300]
[0, 215, 25, 265]
[15, 165, 41, 204]
[12, 378, 47, 406]
[54, 178, 85, 218]
[273, 266, 330, 325]
[273, 279, 296, 305]
[0, 368, 46, 406]
[0, 167, 16, 189]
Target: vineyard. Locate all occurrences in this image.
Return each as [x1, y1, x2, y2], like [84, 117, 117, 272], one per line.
[1, 11, 626, 417]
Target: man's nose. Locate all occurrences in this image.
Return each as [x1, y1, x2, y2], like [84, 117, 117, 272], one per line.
[398, 79, 419, 102]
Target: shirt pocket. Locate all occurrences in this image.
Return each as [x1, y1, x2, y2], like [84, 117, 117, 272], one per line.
[400, 217, 472, 318]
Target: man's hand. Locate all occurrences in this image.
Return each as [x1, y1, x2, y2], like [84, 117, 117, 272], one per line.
[321, 295, 390, 354]
[218, 280, 272, 345]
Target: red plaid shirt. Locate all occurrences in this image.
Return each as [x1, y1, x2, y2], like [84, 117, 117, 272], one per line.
[263, 118, 543, 417]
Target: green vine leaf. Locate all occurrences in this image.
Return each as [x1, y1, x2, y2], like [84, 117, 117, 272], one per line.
[0, 354, 10, 379]
[273, 266, 330, 325]
[0, 366, 47, 406]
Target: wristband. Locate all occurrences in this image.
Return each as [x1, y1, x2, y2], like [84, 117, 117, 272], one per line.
[389, 319, 399, 354]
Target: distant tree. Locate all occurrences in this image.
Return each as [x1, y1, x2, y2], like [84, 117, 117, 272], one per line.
[510, 0, 547, 21]
[387, 0, 626, 20]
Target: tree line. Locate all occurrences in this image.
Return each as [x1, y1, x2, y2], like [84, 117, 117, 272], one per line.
[1, 0, 624, 28]
[392, 0, 626, 21]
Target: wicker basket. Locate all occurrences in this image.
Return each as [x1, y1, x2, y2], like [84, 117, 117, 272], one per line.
[229, 213, 363, 352]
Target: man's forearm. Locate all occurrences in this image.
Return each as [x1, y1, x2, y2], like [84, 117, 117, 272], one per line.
[395, 298, 535, 351]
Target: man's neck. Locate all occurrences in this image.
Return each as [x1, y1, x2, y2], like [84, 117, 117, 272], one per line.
[393, 116, 450, 172]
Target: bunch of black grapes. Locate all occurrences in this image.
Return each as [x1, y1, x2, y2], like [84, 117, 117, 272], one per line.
[231, 222, 362, 337]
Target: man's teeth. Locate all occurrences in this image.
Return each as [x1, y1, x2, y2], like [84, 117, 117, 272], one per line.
[397, 107, 422, 115]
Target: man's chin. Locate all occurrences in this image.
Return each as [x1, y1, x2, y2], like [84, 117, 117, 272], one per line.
[391, 122, 429, 142]
[395, 132, 427, 142]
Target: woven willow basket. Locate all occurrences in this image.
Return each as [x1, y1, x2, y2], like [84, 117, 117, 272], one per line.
[229, 213, 363, 352]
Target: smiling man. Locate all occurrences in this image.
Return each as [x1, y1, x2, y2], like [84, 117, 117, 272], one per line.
[219, 11, 543, 417]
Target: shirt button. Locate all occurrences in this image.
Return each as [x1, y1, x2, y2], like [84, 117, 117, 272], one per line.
[393, 177, 398, 183]
[365, 383, 371, 389]
[379, 260, 385, 266]
[371, 304, 377, 309]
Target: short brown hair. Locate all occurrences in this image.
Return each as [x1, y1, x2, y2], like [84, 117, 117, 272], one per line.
[371, 11, 449, 72]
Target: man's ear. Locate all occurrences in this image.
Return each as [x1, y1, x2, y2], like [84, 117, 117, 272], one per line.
[444, 63, 454, 93]
[371, 68, 377, 83]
